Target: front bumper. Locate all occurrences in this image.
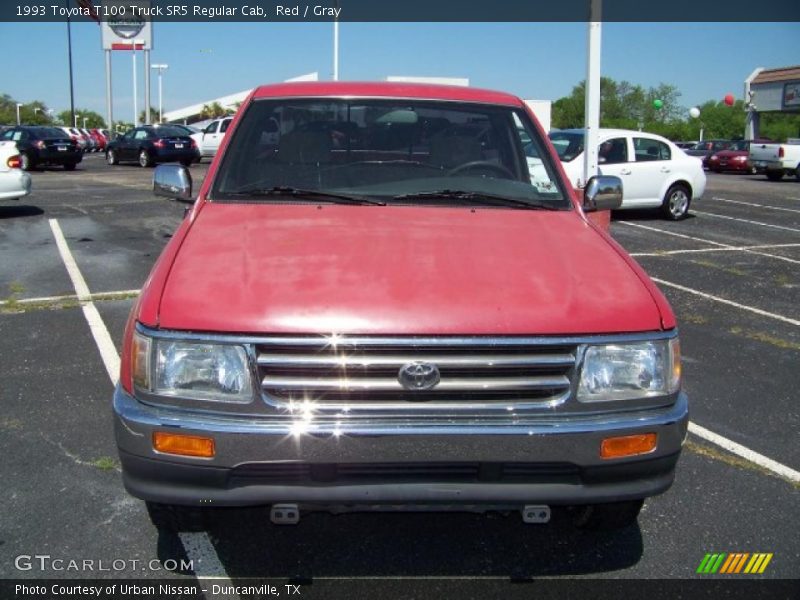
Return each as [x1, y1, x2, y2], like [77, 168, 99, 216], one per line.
[113, 385, 688, 507]
[0, 170, 31, 200]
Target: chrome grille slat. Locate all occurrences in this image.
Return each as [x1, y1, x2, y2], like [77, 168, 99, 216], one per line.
[258, 353, 575, 368]
[256, 336, 577, 410]
[261, 375, 570, 391]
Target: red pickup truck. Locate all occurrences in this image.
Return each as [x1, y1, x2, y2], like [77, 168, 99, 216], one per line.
[114, 82, 687, 532]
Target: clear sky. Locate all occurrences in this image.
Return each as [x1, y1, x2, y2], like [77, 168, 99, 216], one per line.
[1, 21, 798, 120]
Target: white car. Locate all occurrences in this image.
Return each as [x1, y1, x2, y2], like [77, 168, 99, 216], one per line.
[549, 128, 706, 220]
[0, 141, 32, 201]
[192, 117, 233, 158]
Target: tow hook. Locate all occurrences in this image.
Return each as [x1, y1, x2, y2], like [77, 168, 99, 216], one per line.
[270, 504, 300, 524]
[521, 505, 551, 524]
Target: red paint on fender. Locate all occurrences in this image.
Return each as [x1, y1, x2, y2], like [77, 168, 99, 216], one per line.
[155, 203, 664, 335]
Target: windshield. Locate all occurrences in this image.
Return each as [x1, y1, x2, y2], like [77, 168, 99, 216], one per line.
[547, 131, 585, 162]
[211, 99, 568, 209]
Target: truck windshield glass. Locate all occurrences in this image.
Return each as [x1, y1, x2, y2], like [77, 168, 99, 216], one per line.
[211, 99, 568, 208]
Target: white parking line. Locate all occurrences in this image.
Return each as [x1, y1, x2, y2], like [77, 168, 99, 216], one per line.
[630, 243, 800, 259]
[692, 210, 800, 234]
[650, 277, 800, 326]
[618, 221, 800, 265]
[49, 219, 120, 384]
[711, 196, 800, 215]
[689, 423, 800, 484]
[0, 289, 140, 306]
[48, 218, 238, 600]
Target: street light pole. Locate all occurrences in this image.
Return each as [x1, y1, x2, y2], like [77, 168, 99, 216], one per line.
[151, 64, 169, 123]
[66, 0, 75, 129]
[16, 103, 23, 125]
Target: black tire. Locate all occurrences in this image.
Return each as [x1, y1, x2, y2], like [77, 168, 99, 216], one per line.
[572, 499, 644, 531]
[795, 165, 799, 182]
[146, 502, 208, 532]
[180, 160, 193, 168]
[63, 162, 76, 171]
[766, 169, 783, 182]
[106, 149, 118, 165]
[139, 149, 153, 168]
[20, 152, 35, 171]
[661, 183, 691, 220]
[748, 165, 758, 175]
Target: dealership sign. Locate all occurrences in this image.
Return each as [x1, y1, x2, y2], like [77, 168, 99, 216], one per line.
[101, 0, 153, 50]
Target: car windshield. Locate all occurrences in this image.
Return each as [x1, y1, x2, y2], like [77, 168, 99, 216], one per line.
[547, 131, 585, 162]
[151, 126, 190, 137]
[34, 127, 69, 139]
[211, 98, 568, 209]
[731, 141, 749, 151]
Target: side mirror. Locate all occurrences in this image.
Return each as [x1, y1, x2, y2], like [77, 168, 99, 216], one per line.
[583, 175, 623, 212]
[153, 164, 193, 202]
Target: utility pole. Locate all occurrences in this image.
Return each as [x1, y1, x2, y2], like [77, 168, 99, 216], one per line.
[66, 0, 76, 127]
[582, 0, 602, 188]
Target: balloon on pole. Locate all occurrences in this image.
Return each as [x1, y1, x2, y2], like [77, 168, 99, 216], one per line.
[689, 107, 701, 119]
[724, 94, 735, 106]
[653, 99, 663, 110]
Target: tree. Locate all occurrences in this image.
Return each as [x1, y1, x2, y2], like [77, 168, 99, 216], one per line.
[0, 94, 53, 125]
[57, 109, 106, 129]
[139, 106, 159, 124]
[200, 102, 227, 119]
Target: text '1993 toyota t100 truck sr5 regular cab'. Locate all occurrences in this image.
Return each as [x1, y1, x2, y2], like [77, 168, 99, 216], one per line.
[114, 82, 687, 532]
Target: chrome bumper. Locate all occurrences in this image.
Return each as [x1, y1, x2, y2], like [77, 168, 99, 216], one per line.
[113, 385, 688, 507]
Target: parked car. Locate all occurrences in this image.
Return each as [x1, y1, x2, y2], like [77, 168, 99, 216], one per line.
[684, 140, 733, 169]
[674, 141, 698, 150]
[548, 128, 706, 220]
[748, 139, 800, 181]
[59, 127, 87, 151]
[0, 126, 82, 170]
[0, 140, 31, 200]
[105, 125, 200, 167]
[80, 128, 98, 152]
[114, 82, 687, 533]
[193, 117, 234, 158]
[707, 139, 772, 174]
[89, 128, 107, 152]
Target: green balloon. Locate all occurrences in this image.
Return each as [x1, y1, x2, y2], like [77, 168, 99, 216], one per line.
[653, 99, 664, 109]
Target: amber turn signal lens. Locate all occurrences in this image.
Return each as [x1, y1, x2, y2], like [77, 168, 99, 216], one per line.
[153, 432, 215, 458]
[600, 433, 657, 459]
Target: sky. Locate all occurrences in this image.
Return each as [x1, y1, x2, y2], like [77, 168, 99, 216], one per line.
[1, 20, 798, 121]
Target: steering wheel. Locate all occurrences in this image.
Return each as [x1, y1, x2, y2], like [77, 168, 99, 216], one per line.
[446, 161, 516, 179]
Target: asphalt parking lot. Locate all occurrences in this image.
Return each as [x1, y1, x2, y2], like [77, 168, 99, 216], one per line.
[0, 154, 798, 597]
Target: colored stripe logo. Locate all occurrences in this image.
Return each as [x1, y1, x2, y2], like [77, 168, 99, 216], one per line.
[697, 553, 773, 574]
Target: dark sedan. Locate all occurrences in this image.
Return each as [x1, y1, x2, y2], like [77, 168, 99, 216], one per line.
[0, 126, 82, 171]
[106, 125, 200, 168]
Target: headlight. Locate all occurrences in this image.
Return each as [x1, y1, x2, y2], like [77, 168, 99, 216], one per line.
[578, 338, 680, 402]
[133, 333, 253, 404]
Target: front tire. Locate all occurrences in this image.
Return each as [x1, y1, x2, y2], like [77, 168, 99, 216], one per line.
[766, 169, 784, 181]
[146, 502, 208, 532]
[795, 165, 800, 182]
[572, 499, 644, 531]
[180, 159, 193, 168]
[106, 149, 118, 165]
[63, 162, 76, 171]
[661, 183, 691, 220]
[139, 149, 153, 168]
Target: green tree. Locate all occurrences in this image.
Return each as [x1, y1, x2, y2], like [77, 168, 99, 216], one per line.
[57, 109, 106, 129]
[200, 102, 227, 119]
[0, 94, 54, 125]
[138, 106, 159, 124]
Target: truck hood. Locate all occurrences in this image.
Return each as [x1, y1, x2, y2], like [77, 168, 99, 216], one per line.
[157, 204, 663, 335]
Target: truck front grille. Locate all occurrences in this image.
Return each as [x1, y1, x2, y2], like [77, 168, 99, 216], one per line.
[256, 336, 577, 410]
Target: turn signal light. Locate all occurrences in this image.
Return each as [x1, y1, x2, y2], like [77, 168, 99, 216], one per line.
[153, 432, 215, 458]
[7, 155, 22, 169]
[600, 433, 657, 459]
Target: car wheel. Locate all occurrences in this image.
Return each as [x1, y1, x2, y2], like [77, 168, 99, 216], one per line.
[795, 165, 800, 182]
[180, 159, 193, 168]
[748, 165, 758, 175]
[145, 502, 209, 532]
[661, 183, 691, 220]
[139, 149, 153, 168]
[63, 162, 76, 171]
[20, 152, 35, 171]
[106, 150, 118, 165]
[766, 169, 783, 181]
[571, 499, 644, 531]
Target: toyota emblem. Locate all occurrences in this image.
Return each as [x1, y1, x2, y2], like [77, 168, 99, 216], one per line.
[398, 361, 440, 391]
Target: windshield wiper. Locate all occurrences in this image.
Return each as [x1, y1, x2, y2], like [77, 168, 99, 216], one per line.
[223, 186, 386, 206]
[392, 190, 561, 210]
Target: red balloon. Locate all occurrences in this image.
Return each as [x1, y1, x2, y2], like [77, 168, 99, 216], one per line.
[724, 94, 735, 106]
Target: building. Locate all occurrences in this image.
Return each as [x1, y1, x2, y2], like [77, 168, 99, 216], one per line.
[744, 65, 800, 139]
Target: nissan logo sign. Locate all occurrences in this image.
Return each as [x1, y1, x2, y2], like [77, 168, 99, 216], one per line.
[109, 18, 145, 39]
